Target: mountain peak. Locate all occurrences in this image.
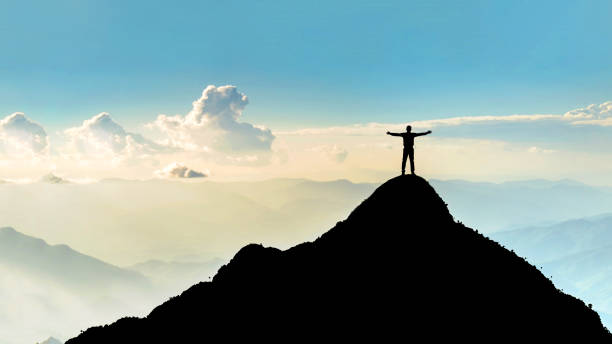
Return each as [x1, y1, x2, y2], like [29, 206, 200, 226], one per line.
[68, 176, 611, 342]
[347, 174, 453, 223]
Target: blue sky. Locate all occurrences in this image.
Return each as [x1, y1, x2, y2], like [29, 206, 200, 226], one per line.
[1, 0, 611, 131]
[1, 0, 612, 183]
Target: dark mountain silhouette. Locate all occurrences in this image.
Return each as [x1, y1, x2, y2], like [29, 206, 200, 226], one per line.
[67, 175, 611, 342]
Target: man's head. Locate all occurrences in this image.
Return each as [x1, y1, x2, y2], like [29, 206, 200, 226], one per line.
[406, 125, 412, 132]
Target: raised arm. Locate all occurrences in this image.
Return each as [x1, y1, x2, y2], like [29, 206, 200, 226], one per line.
[386, 131, 402, 136]
[414, 130, 432, 137]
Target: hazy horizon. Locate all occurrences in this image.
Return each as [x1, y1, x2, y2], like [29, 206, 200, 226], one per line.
[3, 177, 611, 265]
[5, 172, 612, 188]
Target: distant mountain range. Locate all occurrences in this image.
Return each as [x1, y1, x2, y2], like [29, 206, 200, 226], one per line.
[4, 177, 612, 266]
[67, 176, 610, 342]
[543, 244, 612, 315]
[491, 215, 612, 262]
[0, 228, 222, 344]
[0, 227, 156, 344]
[431, 178, 612, 232]
[491, 214, 612, 327]
[0, 178, 378, 265]
[0, 227, 149, 291]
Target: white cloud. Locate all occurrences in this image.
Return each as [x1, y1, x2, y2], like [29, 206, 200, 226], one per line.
[4, 98, 612, 182]
[572, 118, 612, 126]
[277, 114, 561, 136]
[277, 102, 612, 137]
[149, 85, 275, 155]
[527, 146, 556, 154]
[564, 101, 612, 126]
[564, 101, 612, 119]
[63, 113, 168, 164]
[0, 113, 49, 159]
[409, 114, 563, 128]
[154, 162, 208, 179]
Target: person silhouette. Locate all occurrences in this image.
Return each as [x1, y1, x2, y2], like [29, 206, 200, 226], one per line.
[387, 126, 432, 175]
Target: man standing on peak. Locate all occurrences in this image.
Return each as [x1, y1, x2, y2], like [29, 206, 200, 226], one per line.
[387, 125, 432, 175]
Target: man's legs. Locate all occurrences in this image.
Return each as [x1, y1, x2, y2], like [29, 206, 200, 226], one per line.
[401, 148, 408, 175]
[408, 149, 415, 175]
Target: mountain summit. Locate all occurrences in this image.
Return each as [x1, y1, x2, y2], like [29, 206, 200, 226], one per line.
[67, 175, 611, 342]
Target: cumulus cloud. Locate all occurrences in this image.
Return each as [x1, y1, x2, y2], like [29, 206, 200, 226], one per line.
[4, 97, 612, 180]
[566, 101, 612, 126]
[0, 113, 49, 159]
[154, 162, 208, 179]
[564, 101, 612, 119]
[149, 85, 275, 155]
[63, 113, 168, 163]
